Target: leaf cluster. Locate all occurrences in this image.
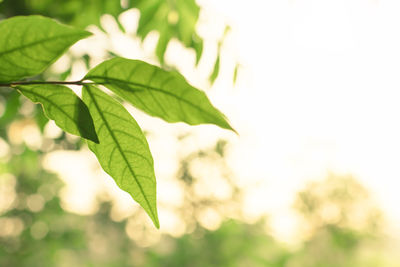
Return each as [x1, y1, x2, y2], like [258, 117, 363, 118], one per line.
[0, 15, 234, 227]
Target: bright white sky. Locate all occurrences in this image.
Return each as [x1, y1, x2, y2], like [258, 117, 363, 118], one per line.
[44, 0, 400, 241]
[194, 0, 400, 238]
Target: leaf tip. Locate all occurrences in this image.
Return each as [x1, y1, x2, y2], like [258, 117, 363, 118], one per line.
[225, 123, 238, 135]
[148, 206, 160, 229]
[145, 208, 160, 229]
[153, 219, 160, 229]
[218, 115, 238, 135]
[82, 30, 93, 38]
[230, 126, 239, 136]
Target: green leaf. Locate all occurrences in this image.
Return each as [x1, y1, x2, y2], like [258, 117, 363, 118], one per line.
[15, 84, 99, 143]
[0, 15, 91, 82]
[191, 35, 203, 65]
[156, 27, 171, 64]
[34, 105, 50, 133]
[233, 64, 239, 85]
[209, 55, 220, 84]
[85, 57, 235, 132]
[82, 84, 159, 228]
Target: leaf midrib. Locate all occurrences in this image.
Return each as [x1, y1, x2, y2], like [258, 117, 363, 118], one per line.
[0, 32, 89, 57]
[85, 86, 158, 226]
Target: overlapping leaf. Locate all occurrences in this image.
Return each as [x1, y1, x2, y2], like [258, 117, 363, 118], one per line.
[85, 57, 234, 132]
[82, 84, 159, 228]
[0, 15, 91, 82]
[15, 84, 99, 143]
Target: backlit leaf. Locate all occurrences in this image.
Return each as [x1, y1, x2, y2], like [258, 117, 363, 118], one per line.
[82, 84, 159, 228]
[0, 15, 91, 82]
[233, 64, 239, 85]
[15, 84, 99, 143]
[156, 26, 171, 65]
[85, 57, 235, 132]
[209, 55, 220, 84]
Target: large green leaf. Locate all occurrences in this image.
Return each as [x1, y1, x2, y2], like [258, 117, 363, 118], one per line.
[85, 57, 235, 132]
[82, 84, 159, 228]
[0, 15, 91, 82]
[15, 84, 99, 143]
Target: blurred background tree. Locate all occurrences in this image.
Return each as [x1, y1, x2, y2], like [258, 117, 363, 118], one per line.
[0, 0, 399, 266]
[1, 143, 395, 266]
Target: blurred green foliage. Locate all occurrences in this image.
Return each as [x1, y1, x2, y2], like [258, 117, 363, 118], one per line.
[0, 0, 126, 29]
[134, 0, 203, 64]
[0, 0, 203, 65]
[0, 142, 396, 266]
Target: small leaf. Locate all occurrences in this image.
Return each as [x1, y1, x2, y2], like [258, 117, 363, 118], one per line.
[191, 35, 203, 65]
[0, 15, 91, 82]
[15, 84, 99, 143]
[209, 55, 220, 84]
[233, 63, 239, 85]
[34, 105, 50, 133]
[156, 29, 171, 64]
[82, 85, 159, 228]
[85, 57, 235, 132]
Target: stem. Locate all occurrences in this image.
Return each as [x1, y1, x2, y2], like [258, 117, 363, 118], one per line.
[0, 80, 97, 87]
